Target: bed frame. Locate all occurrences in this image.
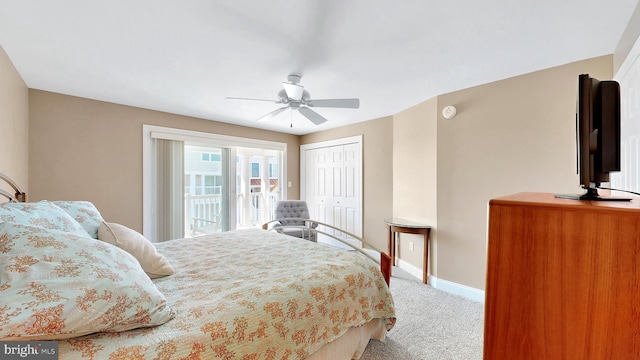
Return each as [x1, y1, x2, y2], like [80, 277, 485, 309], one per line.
[0, 172, 26, 202]
[262, 219, 392, 285]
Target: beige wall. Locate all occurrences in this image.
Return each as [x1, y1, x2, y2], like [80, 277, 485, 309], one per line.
[301, 57, 612, 291]
[392, 98, 438, 274]
[434, 55, 613, 289]
[28, 90, 300, 232]
[0, 45, 29, 195]
[300, 116, 394, 255]
[300, 56, 613, 290]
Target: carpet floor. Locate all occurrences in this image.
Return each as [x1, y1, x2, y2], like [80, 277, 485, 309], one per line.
[360, 267, 485, 360]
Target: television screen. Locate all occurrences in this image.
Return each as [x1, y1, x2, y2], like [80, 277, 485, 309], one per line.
[556, 74, 629, 201]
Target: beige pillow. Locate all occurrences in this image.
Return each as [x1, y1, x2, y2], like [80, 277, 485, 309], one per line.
[98, 221, 175, 279]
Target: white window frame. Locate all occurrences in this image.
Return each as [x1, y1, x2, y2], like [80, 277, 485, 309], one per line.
[142, 125, 287, 239]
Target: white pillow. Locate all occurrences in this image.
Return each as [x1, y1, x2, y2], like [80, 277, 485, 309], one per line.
[98, 221, 175, 279]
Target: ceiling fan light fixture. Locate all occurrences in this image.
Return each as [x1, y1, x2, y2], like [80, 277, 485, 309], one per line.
[282, 82, 304, 101]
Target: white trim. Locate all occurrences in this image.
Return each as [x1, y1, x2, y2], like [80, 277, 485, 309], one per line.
[429, 276, 485, 304]
[300, 135, 363, 153]
[149, 126, 286, 151]
[395, 258, 424, 280]
[396, 259, 485, 303]
[615, 32, 640, 81]
[142, 126, 153, 239]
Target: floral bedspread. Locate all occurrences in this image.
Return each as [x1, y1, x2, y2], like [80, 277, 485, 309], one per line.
[58, 228, 396, 359]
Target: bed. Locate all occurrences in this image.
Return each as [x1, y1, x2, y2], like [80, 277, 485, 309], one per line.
[0, 174, 396, 359]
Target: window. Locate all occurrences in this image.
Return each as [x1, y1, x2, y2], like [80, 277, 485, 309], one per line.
[204, 175, 222, 194]
[195, 175, 203, 195]
[201, 153, 222, 162]
[269, 163, 278, 178]
[143, 125, 287, 241]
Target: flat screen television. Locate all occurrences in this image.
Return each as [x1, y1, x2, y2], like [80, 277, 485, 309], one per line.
[556, 74, 630, 201]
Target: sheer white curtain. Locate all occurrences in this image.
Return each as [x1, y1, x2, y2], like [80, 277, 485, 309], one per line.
[152, 138, 184, 242]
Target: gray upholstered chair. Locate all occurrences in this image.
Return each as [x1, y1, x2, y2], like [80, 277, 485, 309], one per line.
[272, 200, 317, 242]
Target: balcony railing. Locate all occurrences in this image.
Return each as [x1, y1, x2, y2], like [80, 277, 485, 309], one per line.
[236, 192, 280, 227]
[185, 192, 280, 236]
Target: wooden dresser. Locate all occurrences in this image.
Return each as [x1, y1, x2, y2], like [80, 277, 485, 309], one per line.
[484, 192, 640, 359]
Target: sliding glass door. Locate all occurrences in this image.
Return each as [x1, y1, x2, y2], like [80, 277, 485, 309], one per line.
[184, 144, 230, 237]
[235, 147, 282, 229]
[144, 125, 287, 242]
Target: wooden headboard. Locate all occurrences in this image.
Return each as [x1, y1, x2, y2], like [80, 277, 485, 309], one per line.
[0, 172, 26, 202]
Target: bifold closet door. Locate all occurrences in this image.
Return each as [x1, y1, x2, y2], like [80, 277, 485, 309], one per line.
[305, 143, 361, 248]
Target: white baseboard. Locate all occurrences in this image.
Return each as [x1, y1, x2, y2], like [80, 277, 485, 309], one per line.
[396, 259, 485, 303]
[395, 258, 424, 279]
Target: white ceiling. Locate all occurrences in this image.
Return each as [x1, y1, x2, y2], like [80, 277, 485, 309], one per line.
[0, 1, 638, 135]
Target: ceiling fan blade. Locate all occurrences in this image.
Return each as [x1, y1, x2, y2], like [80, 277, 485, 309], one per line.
[298, 107, 328, 125]
[305, 98, 360, 108]
[256, 107, 288, 122]
[282, 82, 304, 101]
[226, 96, 277, 103]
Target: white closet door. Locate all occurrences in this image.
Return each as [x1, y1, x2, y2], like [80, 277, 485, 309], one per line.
[329, 145, 344, 237]
[341, 143, 360, 239]
[301, 136, 362, 249]
[305, 147, 329, 226]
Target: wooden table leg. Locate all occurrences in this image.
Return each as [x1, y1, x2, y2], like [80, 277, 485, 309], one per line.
[423, 231, 429, 284]
[388, 226, 395, 266]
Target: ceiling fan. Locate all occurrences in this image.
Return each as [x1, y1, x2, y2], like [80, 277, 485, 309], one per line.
[226, 74, 360, 126]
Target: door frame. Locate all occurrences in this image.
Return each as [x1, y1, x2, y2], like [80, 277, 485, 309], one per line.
[300, 135, 363, 238]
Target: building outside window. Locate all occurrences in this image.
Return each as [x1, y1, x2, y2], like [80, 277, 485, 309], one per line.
[269, 163, 278, 178]
[204, 175, 222, 194]
[202, 153, 221, 162]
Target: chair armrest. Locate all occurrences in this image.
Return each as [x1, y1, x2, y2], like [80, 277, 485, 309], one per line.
[269, 220, 283, 230]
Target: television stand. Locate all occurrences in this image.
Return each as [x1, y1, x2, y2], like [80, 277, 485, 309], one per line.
[484, 192, 640, 359]
[554, 187, 632, 201]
